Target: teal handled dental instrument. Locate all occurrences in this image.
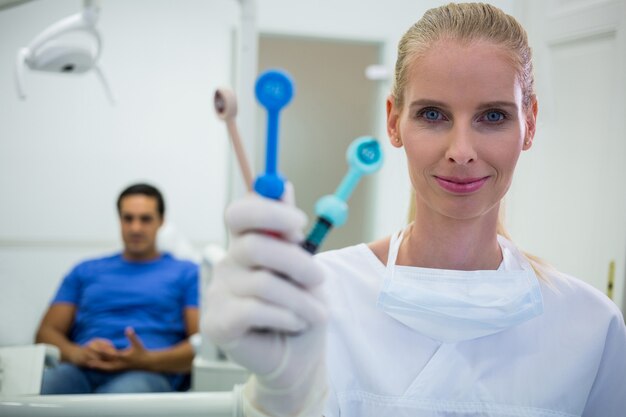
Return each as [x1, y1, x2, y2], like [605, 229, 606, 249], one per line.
[254, 69, 294, 200]
[302, 136, 384, 254]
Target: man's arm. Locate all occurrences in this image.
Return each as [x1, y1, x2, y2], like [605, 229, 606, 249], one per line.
[36, 303, 80, 362]
[35, 303, 114, 365]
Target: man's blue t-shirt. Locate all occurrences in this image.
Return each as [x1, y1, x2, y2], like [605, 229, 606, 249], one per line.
[52, 253, 199, 350]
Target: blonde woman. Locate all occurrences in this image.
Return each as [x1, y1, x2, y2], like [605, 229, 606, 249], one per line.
[203, 3, 626, 416]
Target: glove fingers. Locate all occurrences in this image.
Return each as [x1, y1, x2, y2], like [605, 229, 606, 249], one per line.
[204, 277, 307, 345]
[231, 269, 327, 326]
[245, 298, 309, 333]
[230, 234, 324, 288]
[225, 332, 285, 376]
[231, 297, 308, 338]
[226, 194, 306, 243]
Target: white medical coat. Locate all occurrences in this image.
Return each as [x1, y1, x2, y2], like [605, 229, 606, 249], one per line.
[317, 241, 626, 417]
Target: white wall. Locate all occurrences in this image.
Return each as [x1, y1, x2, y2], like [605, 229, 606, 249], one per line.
[0, 0, 238, 345]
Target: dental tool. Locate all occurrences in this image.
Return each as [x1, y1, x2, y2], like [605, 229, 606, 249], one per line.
[214, 88, 254, 191]
[253, 69, 294, 200]
[302, 136, 384, 254]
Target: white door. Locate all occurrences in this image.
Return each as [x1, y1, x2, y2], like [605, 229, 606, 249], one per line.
[509, 0, 626, 312]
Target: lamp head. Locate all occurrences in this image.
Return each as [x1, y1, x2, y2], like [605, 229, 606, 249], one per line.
[26, 41, 96, 74]
[15, 2, 114, 103]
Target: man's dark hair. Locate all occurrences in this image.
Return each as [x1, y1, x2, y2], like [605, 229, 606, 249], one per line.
[117, 183, 165, 217]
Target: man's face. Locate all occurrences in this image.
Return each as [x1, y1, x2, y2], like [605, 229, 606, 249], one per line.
[119, 195, 163, 260]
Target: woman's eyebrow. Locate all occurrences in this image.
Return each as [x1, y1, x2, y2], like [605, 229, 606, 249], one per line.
[408, 99, 450, 110]
[408, 99, 518, 112]
[477, 101, 518, 111]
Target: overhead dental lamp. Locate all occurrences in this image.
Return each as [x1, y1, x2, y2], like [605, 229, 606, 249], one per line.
[14, 0, 115, 103]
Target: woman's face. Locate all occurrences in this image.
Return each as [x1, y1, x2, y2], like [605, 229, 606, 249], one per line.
[387, 38, 537, 222]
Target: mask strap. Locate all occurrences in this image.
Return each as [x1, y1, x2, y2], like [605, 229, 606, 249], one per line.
[497, 235, 534, 273]
[386, 228, 405, 269]
[378, 228, 404, 296]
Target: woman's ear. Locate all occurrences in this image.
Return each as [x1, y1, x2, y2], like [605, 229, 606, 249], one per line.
[387, 95, 403, 148]
[523, 95, 538, 151]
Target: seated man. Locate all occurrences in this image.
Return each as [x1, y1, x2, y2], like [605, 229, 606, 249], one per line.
[36, 183, 199, 394]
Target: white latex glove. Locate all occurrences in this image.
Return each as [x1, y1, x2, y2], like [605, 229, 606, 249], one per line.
[203, 185, 328, 417]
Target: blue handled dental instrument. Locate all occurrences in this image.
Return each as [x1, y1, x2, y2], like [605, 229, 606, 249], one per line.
[302, 136, 384, 254]
[254, 69, 294, 200]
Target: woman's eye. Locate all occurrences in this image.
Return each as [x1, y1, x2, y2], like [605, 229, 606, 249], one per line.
[483, 111, 505, 122]
[418, 108, 444, 122]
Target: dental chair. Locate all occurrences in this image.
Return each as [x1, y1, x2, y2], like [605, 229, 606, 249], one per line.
[0, 255, 61, 397]
[0, 344, 59, 396]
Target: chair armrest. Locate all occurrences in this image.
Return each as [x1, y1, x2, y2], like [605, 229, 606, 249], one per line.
[192, 358, 249, 392]
[0, 343, 58, 396]
[41, 343, 60, 368]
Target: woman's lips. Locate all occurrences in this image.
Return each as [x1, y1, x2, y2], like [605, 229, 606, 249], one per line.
[434, 176, 490, 194]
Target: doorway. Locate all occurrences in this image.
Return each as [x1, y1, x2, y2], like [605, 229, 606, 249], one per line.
[258, 35, 382, 251]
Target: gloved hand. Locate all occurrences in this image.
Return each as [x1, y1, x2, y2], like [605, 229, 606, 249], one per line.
[203, 186, 328, 417]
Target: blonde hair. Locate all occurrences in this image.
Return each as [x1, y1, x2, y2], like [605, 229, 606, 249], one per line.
[399, 3, 550, 281]
[392, 2, 535, 111]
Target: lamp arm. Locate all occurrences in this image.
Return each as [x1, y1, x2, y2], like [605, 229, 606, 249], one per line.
[93, 65, 116, 105]
[27, 3, 100, 55]
[15, 47, 29, 99]
[27, 14, 85, 54]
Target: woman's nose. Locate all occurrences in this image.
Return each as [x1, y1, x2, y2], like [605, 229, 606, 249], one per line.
[444, 125, 477, 165]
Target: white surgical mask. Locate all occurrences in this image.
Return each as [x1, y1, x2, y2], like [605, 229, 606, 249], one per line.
[376, 229, 543, 343]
